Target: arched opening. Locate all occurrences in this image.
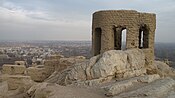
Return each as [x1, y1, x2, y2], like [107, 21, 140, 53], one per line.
[121, 29, 127, 50]
[139, 25, 149, 49]
[94, 28, 102, 56]
[114, 27, 126, 50]
[114, 27, 120, 50]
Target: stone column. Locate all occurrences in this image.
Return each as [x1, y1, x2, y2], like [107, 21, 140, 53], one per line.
[126, 27, 139, 49]
[101, 25, 114, 53]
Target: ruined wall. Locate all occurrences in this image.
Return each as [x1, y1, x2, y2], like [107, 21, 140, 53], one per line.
[92, 10, 156, 65]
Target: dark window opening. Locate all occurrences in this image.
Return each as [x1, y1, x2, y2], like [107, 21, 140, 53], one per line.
[114, 27, 126, 50]
[94, 28, 102, 56]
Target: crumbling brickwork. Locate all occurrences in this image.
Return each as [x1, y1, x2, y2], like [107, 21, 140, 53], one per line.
[92, 10, 156, 65]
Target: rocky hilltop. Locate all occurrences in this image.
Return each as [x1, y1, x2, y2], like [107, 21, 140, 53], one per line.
[1, 49, 175, 98]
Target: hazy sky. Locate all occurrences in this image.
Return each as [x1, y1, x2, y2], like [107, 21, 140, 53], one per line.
[0, 0, 175, 42]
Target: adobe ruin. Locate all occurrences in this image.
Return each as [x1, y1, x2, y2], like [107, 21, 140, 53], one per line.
[92, 10, 156, 65]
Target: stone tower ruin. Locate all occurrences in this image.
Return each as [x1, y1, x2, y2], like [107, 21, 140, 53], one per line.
[92, 10, 156, 65]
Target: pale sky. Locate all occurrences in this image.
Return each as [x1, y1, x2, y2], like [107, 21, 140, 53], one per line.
[0, 0, 175, 42]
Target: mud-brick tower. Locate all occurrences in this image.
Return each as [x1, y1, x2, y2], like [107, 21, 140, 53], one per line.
[92, 10, 156, 65]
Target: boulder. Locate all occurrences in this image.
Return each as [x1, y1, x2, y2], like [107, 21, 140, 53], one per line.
[91, 49, 145, 79]
[44, 59, 59, 76]
[27, 66, 47, 82]
[2, 64, 26, 75]
[0, 74, 34, 91]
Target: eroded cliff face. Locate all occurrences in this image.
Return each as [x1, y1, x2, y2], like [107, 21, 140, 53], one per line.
[1, 49, 175, 98]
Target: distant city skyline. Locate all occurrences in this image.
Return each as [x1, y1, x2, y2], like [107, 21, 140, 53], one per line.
[0, 0, 175, 42]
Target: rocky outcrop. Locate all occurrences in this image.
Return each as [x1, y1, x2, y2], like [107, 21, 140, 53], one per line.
[47, 49, 147, 85]
[44, 49, 175, 98]
[91, 49, 145, 79]
[27, 66, 48, 82]
[1, 49, 175, 98]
